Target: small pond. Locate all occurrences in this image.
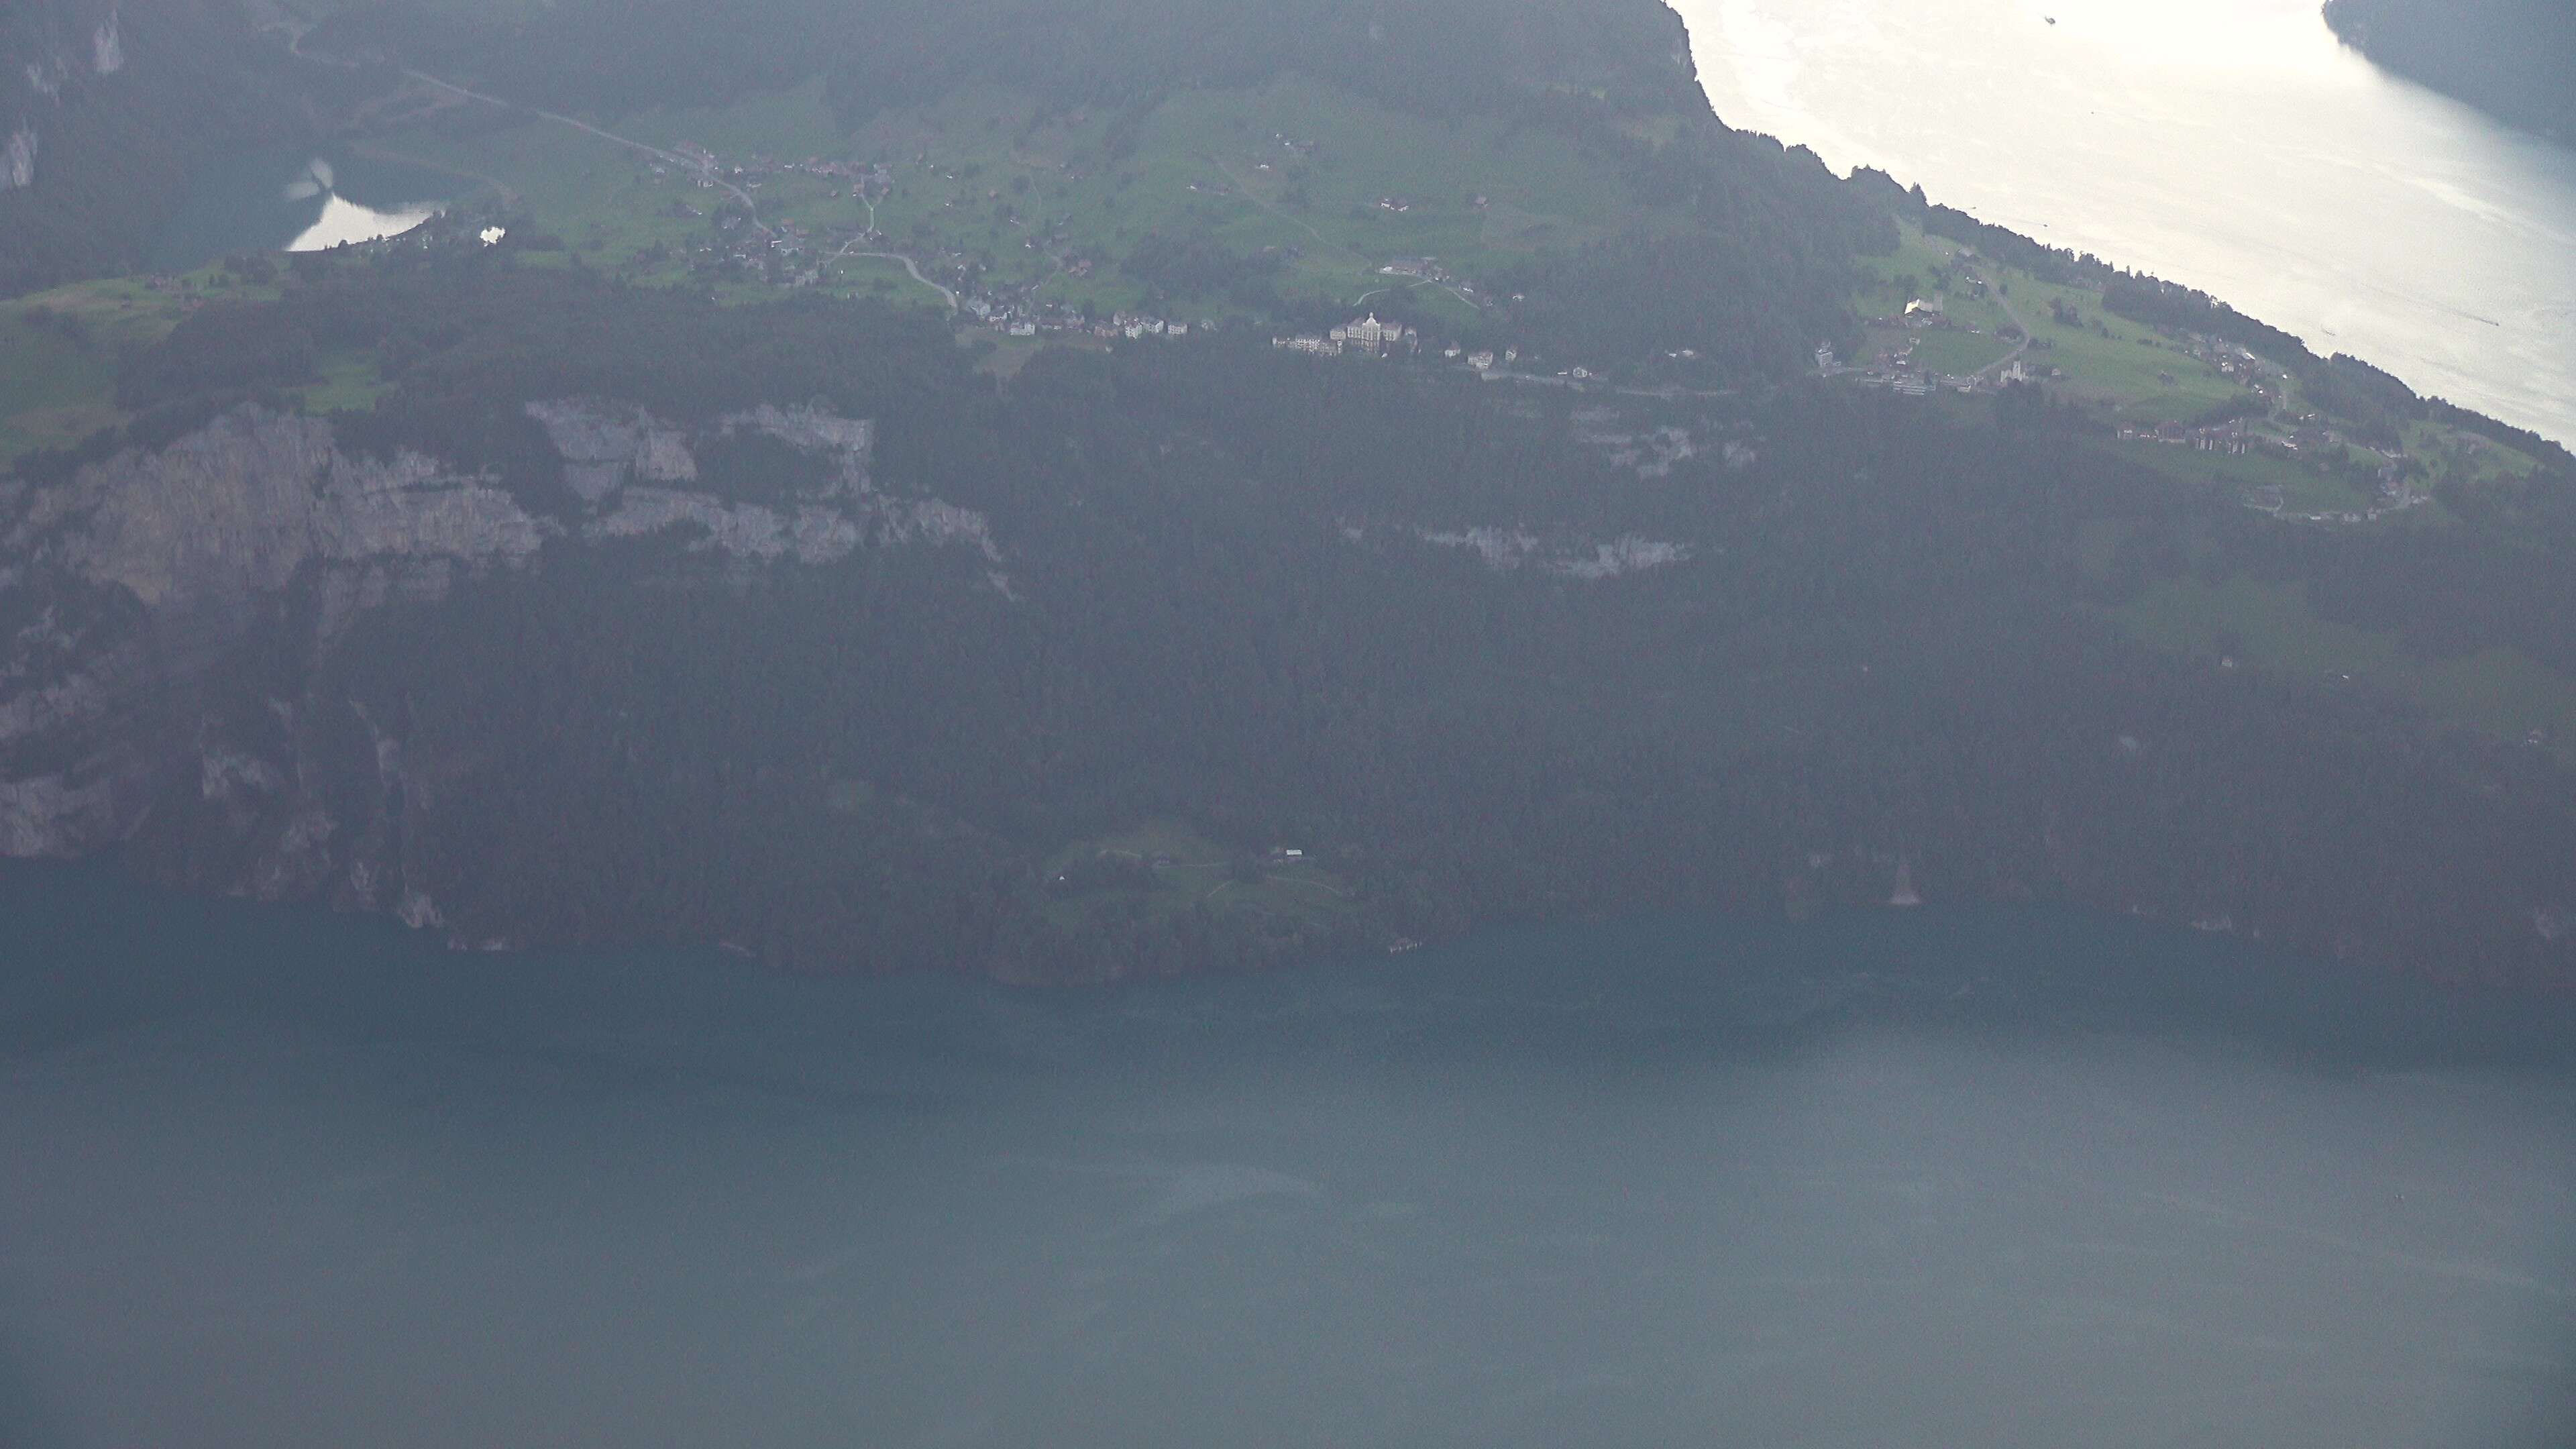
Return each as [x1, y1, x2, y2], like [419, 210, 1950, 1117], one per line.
[148, 146, 466, 273]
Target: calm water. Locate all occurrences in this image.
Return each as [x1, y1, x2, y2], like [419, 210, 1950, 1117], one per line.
[148, 147, 458, 274]
[1676, 0, 2576, 445]
[3, 865, 2572, 1447]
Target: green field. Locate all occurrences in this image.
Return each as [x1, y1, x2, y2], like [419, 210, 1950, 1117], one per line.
[2112, 438, 2380, 517]
[1043, 820, 1358, 934]
[1850, 225, 2548, 523]
[0, 309, 119, 464]
[1909, 327, 2014, 378]
[2115, 574, 2576, 757]
[1854, 225, 2245, 423]
[369, 72, 1660, 319]
[0, 276, 239, 463]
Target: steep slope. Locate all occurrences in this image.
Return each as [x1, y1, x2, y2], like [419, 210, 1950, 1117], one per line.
[3, 258, 2571, 984]
[0, 0, 2571, 987]
[2323, 0, 2576, 141]
[0, 0, 322, 297]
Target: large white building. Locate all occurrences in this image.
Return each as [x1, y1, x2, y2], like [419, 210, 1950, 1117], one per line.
[1329, 314, 1418, 356]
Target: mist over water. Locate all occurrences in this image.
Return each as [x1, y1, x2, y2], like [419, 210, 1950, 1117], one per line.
[1675, 0, 2576, 445]
[3, 871, 2573, 1447]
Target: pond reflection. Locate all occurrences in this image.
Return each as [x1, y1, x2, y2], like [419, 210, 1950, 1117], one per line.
[150, 148, 458, 272]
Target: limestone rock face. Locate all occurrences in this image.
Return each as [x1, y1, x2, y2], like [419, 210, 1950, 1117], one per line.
[55, 409, 548, 607]
[525, 399, 700, 501]
[0, 398, 991, 932]
[1, 125, 35, 191]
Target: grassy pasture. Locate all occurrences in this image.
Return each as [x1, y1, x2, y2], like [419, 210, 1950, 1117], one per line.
[1044, 820, 1357, 934]
[366, 74, 1660, 318]
[2115, 574, 2576, 758]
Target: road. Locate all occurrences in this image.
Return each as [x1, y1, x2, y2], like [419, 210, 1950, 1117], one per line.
[393, 69, 768, 227]
[276, 24, 771, 228]
[282, 28, 971, 309]
[824, 237, 958, 313]
[1969, 272, 2035, 382]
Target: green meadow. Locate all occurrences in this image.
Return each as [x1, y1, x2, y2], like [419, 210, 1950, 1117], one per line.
[2115, 573, 2576, 758]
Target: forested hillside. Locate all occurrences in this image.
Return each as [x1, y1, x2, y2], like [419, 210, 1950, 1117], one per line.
[0, 0, 332, 297]
[2323, 0, 2576, 141]
[0, 0, 2571, 987]
[3, 250, 2571, 985]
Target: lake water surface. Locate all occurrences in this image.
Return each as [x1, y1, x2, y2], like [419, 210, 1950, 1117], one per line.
[148, 147, 458, 274]
[3, 867, 2571, 1447]
[1674, 0, 2576, 445]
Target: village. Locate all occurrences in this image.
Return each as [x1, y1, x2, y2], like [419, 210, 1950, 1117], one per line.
[1822, 252, 2449, 528]
[270, 122, 2528, 537]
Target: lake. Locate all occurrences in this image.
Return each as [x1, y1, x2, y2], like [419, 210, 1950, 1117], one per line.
[1674, 0, 2576, 446]
[3, 864, 2571, 1447]
[148, 146, 462, 274]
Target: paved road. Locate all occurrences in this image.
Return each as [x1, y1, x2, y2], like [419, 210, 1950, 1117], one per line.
[395, 69, 768, 227]
[826, 238, 958, 312]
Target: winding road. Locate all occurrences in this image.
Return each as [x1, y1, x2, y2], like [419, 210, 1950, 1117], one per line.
[823, 237, 959, 312]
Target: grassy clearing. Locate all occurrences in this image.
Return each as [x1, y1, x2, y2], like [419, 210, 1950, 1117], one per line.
[1852, 224, 2540, 526]
[2114, 439, 2379, 516]
[1910, 328, 2013, 377]
[1043, 820, 1356, 933]
[299, 350, 392, 413]
[1854, 225, 2245, 423]
[368, 74, 1660, 319]
[0, 311, 118, 463]
[2115, 574, 2576, 757]
[0, 275, 245, 463]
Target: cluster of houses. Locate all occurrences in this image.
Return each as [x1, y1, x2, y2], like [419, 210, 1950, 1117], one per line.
[959, 291, 1215, 341]
[659, 144, 892, 197]
[1817, 299, 2059, 398]
[2116, 418, 2256, 453]
[1271, 323, 1561, 381]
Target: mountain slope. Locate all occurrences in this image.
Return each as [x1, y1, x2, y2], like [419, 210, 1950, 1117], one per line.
[0, 0, 329, 297]
[2323, 0, 2576, 141]
[0, 0, 2571, 987]
[2, 257, 2571, 984]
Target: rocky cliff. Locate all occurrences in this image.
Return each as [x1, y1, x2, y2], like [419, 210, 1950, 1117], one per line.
[0, 0, 321, 294]
[0, 399, 998, 924]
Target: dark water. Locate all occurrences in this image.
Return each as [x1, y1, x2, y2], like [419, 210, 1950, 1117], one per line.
[147, 146, 459, 274]
[3, 864, 2573, 1447]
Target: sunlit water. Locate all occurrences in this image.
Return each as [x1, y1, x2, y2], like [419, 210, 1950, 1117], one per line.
[1675, 0, 2576, 445]
[148, 148, 454, 274]
[3, 868, 2571, 1447]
